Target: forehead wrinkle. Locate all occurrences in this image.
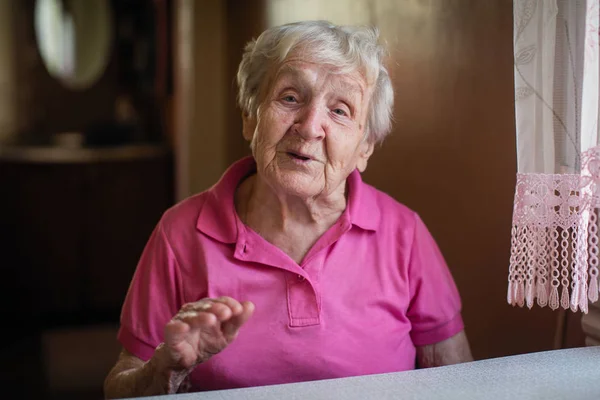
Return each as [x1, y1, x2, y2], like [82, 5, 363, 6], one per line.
[329, 79, 364, 104]
[274, 62, 366, 102]
[274, 62, 321, 89]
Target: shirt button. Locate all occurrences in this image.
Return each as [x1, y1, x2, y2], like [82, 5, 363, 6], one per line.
[297, 274, 305, 281]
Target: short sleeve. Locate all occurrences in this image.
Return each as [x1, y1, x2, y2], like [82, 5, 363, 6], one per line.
[407, 214, 464, 347]
[117, 220, 184, 361]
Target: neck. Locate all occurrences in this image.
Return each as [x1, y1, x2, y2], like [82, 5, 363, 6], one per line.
[242, 173, 347, 229]
[235, 174, 347, 263]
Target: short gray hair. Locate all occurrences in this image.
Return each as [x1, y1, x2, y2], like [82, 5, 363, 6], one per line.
[236, 20, 394, 145]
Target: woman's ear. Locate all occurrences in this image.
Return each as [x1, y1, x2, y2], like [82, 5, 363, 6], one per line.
[356, 140, 375, 173]
[242, 112, 257, 142]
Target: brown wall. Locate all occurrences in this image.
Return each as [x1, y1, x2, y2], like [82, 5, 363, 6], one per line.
[225, 0, 266, 166]
[360, 0, 555, 360]
[183, 0, 585, 360]
[174, 0, 265, 198]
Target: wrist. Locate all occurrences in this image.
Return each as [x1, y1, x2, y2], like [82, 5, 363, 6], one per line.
[147, 343, 192, 394]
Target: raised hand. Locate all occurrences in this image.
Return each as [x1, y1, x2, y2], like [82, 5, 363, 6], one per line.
[157, 296, 255, 372]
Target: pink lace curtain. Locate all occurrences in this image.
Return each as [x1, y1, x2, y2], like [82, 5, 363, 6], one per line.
[509, 0, 599, 313]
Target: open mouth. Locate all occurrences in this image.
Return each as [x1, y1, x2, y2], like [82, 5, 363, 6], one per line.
[287, 151, 311, 161]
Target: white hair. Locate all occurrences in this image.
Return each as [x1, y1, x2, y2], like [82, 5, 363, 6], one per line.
[236, 20, 394, 145]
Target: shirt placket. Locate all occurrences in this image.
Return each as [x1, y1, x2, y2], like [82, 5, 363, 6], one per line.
[234, 217, 351, 327]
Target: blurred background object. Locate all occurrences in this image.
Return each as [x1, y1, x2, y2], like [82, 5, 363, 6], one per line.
[34, 0, 113, 91]
[0, 0, 173, 398]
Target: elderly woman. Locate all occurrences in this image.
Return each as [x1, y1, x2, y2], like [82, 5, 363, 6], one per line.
[104, 20, 472, 398]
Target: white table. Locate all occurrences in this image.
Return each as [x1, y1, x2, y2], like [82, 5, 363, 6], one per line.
[138, 347, 600, 399]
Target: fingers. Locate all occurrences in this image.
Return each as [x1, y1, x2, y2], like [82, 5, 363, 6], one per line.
[163, 298, 255, 368]
[212, 296, 244, 316]
[179, 297, 243, 322]
[222, 301, 255, 339]
[164, 319, 191, 348]
[167, 297, 255, 344]
[164, 303, 219, 352]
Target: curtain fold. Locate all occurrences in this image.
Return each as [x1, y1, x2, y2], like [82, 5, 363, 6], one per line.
[509, 0, 599, 313]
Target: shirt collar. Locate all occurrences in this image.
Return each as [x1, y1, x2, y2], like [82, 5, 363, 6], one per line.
[196, 157, 380, 243]
[196, 157, 255, 244]
[346, 167, 380, 232]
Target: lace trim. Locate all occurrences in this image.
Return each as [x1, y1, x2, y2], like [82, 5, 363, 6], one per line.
[508, 146, 600, 313]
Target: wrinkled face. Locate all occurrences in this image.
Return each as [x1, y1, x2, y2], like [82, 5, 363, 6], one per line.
[243, 58, 374, 199]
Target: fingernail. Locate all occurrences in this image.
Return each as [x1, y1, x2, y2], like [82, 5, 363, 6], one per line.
[178, 311, 198, 319]
[191, 302, 211, 311]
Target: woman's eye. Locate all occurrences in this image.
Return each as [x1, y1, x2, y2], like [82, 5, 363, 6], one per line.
[333, 108, 348, 117]
[282, 95, 297, 103]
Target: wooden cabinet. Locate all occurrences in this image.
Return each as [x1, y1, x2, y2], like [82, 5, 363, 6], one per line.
[0, 145, 173, 330]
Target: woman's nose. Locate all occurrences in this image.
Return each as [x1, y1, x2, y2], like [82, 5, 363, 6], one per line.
[294, 104, 326, 140]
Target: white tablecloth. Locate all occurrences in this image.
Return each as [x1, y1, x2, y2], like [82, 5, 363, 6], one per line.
[137, 347, 600, 400]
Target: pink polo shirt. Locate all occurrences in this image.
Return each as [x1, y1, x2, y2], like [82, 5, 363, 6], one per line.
[118, 157, 464, 391]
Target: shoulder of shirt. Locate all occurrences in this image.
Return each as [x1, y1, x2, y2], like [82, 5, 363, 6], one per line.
[360, 180, 420, 227]
[155, 189, 212, 237]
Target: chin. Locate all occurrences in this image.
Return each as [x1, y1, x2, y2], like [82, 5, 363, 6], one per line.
[274, 174, 323, 198]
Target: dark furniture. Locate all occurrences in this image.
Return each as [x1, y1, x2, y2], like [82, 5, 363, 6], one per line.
[0, 144, 174, 330]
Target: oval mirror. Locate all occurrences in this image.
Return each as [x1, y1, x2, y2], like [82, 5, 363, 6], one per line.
[34, 0, 113, 90]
